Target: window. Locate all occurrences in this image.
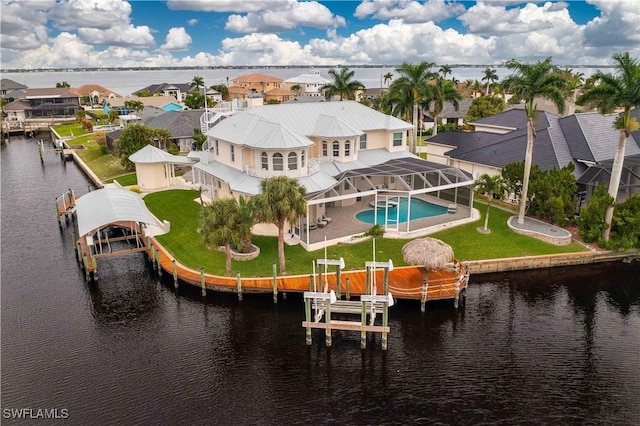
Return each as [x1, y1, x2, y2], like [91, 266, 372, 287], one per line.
[273, 153, 283, 171]
[322, 141, 328, 156]
[288, 152, 298, 170]
[344, 180, 349, 190]
[360, 134, 367, 149]
[301, 150, 305, 168]
[332, 141, 340, 157]
[261, 152, 268, 170]
[215, 140, 219, 155]
[393, 132, 402, 147]
[447, 118, 458, 124]
[230, 145, 235, 162]
[344, 140, 350, 156]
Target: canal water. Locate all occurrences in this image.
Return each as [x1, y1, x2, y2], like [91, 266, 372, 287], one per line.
[2, 137, 639, 425]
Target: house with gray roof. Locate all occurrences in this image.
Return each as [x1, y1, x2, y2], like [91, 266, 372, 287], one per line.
[2, 87, 81, 122]
[423, 98, 474, 130]
[191, 101, 476, 250]
[143, 109, 207, 152]
[1, 78, 27, 101]
[427, 108, 640, 204]
[134, 83, 221, 103]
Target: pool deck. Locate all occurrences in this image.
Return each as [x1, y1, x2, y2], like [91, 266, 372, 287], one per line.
[298, 195, 477, 247]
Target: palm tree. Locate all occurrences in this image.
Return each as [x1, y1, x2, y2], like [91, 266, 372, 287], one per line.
[502, 57, 565, 225]
[577, 52, 640, 241]
[387, 61, 437, 153]
[124, 100, 144, 118]
[200, 198, 241, 276]
[474, 174, 510, 233]
[191, 75, 204, 91]
[56, 81, 70, 88]
[559, 68, 584, 116]
[482, 67, 498, 96]
[253, 176, 307, 274]
[426, 77, 461, 136]
[383, 72, 393, 87]
[320, 67, 365, 101]
[290, 84, 302, 96]
[439, 64, 452, 80]
[236, 196, 255, 254]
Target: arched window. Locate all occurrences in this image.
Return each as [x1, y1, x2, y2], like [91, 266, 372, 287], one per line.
[345, 140, 350, 156]
[273, 153, 283, 171]
[322, 141, 328, 156]
[261, 152, 268, 170]
[332, 141, 340, 157]
[301, 150, 306, 168]
[288, 152, 298, 170]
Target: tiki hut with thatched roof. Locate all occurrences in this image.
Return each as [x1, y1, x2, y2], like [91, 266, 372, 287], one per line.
[401, 237, 467, 310]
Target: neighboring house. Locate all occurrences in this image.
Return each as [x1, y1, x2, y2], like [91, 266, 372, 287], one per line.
[190, 101, 474, 249]
[360, 87, 387, 102]
[70, 84, 121, 106]
[103, 95, 183, 117]
[3, 87, 81, 120]
[283, 72, 330, 97]
[1, 78, 27, 101]
[423, 99, 474, 129]
[264, 87, 295, 103]
[133, 83, 221, 103]
[427, 108, 640, 204]
[143, 109, 207, 152]
[228, 73, 285, 102]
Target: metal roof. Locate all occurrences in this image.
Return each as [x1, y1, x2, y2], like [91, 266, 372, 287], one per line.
[129, 145, 194, 164]
[311, 114, 363, 138]
[75, 188, 161, 237]
[207, 114, 314, 149]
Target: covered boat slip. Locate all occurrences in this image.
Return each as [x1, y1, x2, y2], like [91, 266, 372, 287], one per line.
[73, 188, 166, 281]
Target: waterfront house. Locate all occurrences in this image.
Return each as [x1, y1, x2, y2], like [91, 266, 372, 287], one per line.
[422, 99, 473, 130]
[143, 109, 207, 152]
[133, 83, 222, 103]
[2, 87, 81, 122]
[426, 108, 640, 204]
[103, 95, 183, 118]
[190, 101, 475, 250]
[0, 78, 27, 101]
[228, 73, 285, 102]
[283, 72, 330, 97]
[70, 84, 121, 107]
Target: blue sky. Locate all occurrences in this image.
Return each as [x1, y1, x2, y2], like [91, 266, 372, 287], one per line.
[1, 1, 638, 69]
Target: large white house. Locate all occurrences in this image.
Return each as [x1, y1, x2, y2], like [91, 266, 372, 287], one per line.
[191, 101, 475, 250]
[283, 71, 330, 97]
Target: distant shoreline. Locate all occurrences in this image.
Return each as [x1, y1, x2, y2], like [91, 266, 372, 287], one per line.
[1, 64, 615, 73]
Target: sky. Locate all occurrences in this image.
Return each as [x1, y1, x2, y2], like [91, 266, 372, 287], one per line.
[0, 0, 638, 70]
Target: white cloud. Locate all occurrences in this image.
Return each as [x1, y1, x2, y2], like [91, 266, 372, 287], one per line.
[166, 0, 275, 13]
[583, 0, 640, 49]
[78, 24, 155, 47]
[161, 27, 192, 51]
[48, 0, 134, 31]
[0, 0, 51, 50]
[225, 1, 345, 33]
[354, 0, 466, 23]
[187, 19, 198, 26]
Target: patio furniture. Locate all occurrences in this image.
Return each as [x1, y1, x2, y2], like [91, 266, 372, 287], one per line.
[447, 204, 457, 214]
[317, 218, 328, 228]
[322, 214, 332, 224]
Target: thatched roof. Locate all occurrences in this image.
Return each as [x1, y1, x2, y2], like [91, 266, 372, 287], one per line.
[401, 237, 454, 270]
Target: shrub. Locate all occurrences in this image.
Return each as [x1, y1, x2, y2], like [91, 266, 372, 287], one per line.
[167, 142, 179, 155]
[365, 224, 385, 238]
[129, 186, 141, 194]
[575, 184, 613, 243]
[610, 194, 640, 249]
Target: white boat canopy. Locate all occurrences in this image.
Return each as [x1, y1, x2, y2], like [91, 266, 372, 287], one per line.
[75, 188, 161, 237]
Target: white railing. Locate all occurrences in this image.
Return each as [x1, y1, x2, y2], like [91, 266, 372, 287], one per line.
[244, 165, 310, 179]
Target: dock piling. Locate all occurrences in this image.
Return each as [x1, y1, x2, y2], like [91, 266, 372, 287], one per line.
[236, 272, 242, 301]
[200, 267, 206, 297]
[172, 259, 178, 289]
[156, 250, 162, 277]
[272, 262, 278, 304]
[421, 276, 429, 313]
[345, 277, 351, 300]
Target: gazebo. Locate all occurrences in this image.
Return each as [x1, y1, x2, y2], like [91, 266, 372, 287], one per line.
[129, 145, 194, 190]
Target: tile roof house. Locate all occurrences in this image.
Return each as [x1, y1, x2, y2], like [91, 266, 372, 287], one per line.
[423, 99, 474, 129]
[133, 83, 222, 103]
[1, 78, 27, 101]
[228, 73, 285, 102]
[427, 108, 640, 204]
[3, 87, 81, 121]
[143, 109, 208, 152]
[190, 101, 475, 250]
[70, 84, 121, 105]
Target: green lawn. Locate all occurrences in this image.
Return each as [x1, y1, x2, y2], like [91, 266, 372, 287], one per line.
[54, 123, 88, 137]
[144, 190, 587, 277]
[108, 173, 138, 186]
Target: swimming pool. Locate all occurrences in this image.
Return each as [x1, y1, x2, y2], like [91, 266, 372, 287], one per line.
[355, 197, 448, 224]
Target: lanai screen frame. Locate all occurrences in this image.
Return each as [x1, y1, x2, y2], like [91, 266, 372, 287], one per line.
[301, 157, 475, 246]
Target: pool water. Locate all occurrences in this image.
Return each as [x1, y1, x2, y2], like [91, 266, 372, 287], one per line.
[355, 197, 448, 224]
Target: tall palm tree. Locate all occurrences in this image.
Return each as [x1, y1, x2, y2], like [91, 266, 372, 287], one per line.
[426, 77, 461, 136]
[502, 57, 565, 225]
[482, 67, 498, 96]
[388, 61, 437, 153]
[439, 64, 452, 80]
[320, 67, 365, 101]
[475, 174, 510, 233]
[200, 198, 241, 276]
[559, 68, 584, 116]
[253, 176, 307, 274]
[577, 52, 640, 240]
[383, 72, 393, 87]
[191, 75, 206, 107]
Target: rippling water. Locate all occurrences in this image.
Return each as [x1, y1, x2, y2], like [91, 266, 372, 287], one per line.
[2, 137, 639, 425]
